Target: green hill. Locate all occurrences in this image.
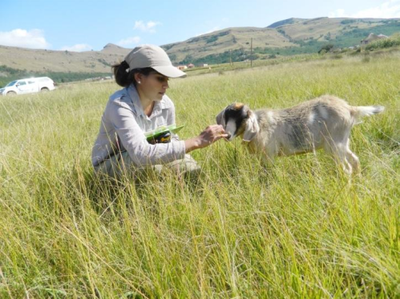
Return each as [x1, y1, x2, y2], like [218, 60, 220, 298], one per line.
[0, 17, 399, 85]
[163, 17, 400, 64]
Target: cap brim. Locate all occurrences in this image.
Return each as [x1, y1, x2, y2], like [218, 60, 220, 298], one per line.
[152, 66, 187, 78]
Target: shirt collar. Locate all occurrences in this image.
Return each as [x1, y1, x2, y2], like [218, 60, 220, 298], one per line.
[127, 84, 166, 119]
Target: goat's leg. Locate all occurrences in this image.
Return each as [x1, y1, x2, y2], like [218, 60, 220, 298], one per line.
[261, 153, 275, 167]
[255, 145, 276, 170]
[325, 141, 353, 175]
[345, 139, 360, 173]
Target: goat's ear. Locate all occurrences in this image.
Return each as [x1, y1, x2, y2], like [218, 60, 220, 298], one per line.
[216, 107, 226, 127]
[243, 110, 259, 142]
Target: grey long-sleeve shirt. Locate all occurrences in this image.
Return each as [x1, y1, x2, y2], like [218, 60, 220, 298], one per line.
[91, 84, 186, 167]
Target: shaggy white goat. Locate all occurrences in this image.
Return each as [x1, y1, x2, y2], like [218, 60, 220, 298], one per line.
[216, 95, 384, 174]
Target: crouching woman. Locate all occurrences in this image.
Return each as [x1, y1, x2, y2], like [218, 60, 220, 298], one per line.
[91, 44, 227, 179]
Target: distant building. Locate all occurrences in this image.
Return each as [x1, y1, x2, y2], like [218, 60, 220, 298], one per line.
[187, 63, 195, 68]
[361, 33, 389, 45]
[177, 65, 187, 70]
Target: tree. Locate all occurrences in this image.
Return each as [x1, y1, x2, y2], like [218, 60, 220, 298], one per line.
[318, 44, 334, 54]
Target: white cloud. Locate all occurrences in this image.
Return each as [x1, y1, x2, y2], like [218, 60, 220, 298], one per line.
[0, 29, 51, 49]
[329, 9, 347, 18]
[330, 0, 400, 18]
[60, 44, 92, 52]
[133, 21, 161, 33]
[117, 36, 141, 47]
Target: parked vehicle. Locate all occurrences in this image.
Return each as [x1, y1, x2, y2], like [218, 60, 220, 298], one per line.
[0, 77, 56, 96]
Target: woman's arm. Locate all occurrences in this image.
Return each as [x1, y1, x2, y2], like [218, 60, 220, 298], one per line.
[164, 97, 227, 152]
[184, 125, 228, 153]
[109, 100, 227, 164]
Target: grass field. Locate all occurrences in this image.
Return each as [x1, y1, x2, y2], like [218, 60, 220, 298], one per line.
[0, 53, 399, 298]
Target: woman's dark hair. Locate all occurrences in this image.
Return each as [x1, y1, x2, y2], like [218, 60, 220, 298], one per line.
[112, 61, 154, 87]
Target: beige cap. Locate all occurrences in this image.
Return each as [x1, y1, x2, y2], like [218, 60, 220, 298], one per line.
[125, 44, 186, 78]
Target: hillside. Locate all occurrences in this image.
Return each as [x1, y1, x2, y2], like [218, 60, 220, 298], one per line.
[0, 43, 126, 73]
[0, 43, 131, 86]
[161, 26, 298, 64]
[162, 17, 400, 64]
[0, 17, 399, 84]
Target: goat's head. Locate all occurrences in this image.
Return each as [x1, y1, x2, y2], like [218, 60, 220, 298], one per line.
[216, 102, 260, 142]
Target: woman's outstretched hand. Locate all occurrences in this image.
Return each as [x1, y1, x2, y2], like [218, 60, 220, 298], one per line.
[197, 124, 229, 148]
[185, 124, 228, 153]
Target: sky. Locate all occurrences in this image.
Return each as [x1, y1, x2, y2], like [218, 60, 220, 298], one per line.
[1, 0, 400, 52]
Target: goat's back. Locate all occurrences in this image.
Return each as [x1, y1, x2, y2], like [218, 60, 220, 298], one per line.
[252, 95, 357, 155]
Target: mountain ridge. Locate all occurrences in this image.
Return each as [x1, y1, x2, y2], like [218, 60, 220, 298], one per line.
[0, 17, 399, 78]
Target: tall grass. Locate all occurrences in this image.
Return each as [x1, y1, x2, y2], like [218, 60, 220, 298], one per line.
[0, 53, 399, 298]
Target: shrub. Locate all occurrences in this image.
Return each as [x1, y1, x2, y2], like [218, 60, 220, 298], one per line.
[365, 35, 400, 51]
[318, 44, 334, 54]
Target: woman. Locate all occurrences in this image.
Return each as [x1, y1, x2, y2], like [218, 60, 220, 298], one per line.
[91, 44, 227, 178]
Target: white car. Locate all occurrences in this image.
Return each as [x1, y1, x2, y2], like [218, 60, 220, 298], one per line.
[0, 77, 56, 96]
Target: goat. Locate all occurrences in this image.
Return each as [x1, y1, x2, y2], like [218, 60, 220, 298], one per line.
[216, 95, 384, 174]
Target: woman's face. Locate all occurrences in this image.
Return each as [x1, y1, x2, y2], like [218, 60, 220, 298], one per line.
[136, 71, 169, 101]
